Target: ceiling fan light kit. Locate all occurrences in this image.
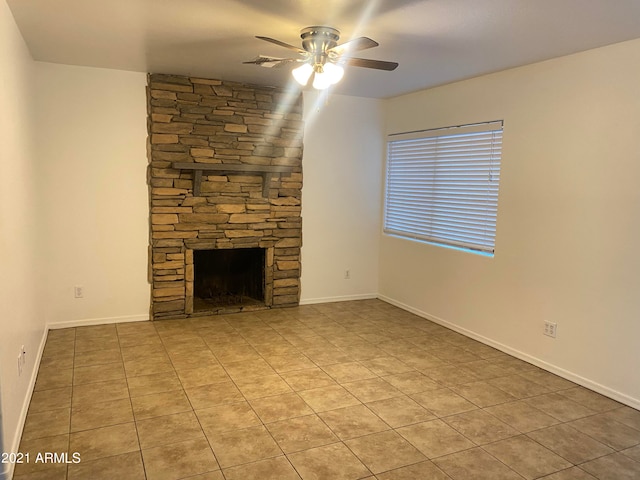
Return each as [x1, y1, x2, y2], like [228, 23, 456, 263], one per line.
[318, 62, 345, 85]
[244, 25, 398, 91]
[293, 61, 344, 88]
[291, 62, 313, 85]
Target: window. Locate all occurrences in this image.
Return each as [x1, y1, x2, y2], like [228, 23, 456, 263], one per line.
[384, 121, 503, 255]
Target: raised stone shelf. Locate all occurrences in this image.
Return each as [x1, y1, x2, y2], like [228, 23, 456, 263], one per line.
[172, 162, 295, 197]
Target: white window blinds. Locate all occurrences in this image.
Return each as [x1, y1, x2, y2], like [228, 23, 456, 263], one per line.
[384, 121, 503, 254]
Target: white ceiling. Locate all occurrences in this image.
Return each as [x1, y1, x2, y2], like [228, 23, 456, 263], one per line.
[8, 0, 640, 98]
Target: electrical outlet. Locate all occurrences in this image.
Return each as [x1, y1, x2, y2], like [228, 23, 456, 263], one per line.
[344, 269, 351, 280]
[17, 353, 22, 376]
[544, 321, 557, 338]
[74, 285, 84, 298]
[21, 345, 26, 365]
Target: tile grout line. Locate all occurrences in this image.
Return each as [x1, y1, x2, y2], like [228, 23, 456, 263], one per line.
[66, 327, 77, 480]
[116, 323, 149, 480]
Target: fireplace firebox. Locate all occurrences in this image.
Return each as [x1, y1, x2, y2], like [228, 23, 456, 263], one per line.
[193, 248, 265, 312]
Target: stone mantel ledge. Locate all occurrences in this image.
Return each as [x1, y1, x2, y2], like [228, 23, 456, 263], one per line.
[171, 162, 295, 197]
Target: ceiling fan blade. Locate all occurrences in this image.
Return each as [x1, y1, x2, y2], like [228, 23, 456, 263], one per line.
[256, 36, 306, 54]
[243, 56, 299, 68]
[343, 57, 399, 71]
[328, 37, 378, 56]
[344, 57, 398, 72]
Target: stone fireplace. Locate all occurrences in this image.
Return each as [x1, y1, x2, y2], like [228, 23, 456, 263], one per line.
[147, 74, 303, 319]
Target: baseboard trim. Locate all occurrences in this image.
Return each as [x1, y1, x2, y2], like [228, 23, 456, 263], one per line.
[48, 313, 149, 330]
[378, 294, 640, 410]
[5, 327, 49, 480]
[299, 293, 378, 305]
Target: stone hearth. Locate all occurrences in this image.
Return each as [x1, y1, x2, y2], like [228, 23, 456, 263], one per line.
[147, 74, 303, 319]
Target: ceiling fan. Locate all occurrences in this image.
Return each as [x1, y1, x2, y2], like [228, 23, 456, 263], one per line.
[243, 26, 399, 90]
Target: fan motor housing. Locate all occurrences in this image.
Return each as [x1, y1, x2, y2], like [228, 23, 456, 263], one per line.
[300, 26, 340, 54]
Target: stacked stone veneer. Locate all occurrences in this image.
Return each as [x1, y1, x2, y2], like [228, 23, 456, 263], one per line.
[147, 74, 303, 319]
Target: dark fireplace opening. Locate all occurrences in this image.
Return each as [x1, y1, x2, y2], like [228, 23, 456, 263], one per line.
[193, 248, 265, 312]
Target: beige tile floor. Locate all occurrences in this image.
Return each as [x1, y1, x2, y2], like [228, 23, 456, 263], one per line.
[13, 299, 640, 480]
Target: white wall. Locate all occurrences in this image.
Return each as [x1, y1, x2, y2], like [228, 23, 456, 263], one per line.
[380, 38, 640, 407]
[34, 63, 149, 327]
[300, 91, 383, 303]
[0, 35, 149, 473]
[0, 0, 43, 476]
